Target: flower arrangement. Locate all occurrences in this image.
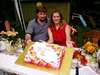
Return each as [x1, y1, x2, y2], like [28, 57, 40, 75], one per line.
[80, 41, 98, 64]
[0, 31, 18, 36]
[0, 31, 22, 54]
[73, 50, 87, 65]
[73, 41, 98, 65]
[82, 41, 98, 54]
[0, 31, 18, 44]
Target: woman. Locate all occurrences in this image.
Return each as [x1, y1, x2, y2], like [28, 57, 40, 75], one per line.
[4, 20, 15, 32]
[0, 20, 15, 32]
[48, 9, 75, 47]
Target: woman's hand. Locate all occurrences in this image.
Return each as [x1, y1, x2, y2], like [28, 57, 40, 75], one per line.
[66, 41, 75, 48]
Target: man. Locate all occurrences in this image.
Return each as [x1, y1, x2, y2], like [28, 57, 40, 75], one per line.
[25, 5, 49, 42]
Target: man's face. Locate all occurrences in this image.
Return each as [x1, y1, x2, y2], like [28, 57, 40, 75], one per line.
[37, 12, 47, 22]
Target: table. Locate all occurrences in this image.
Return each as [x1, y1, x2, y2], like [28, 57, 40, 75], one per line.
[0, 53, 98, 75]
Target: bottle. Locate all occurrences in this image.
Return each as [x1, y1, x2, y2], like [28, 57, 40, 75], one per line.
[75, 59, 79, 75]
[75, 66, 79, 75]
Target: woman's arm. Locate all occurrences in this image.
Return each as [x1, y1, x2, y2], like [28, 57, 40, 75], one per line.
[65, 25, 71, 41]
[47, 28, 53, 44]
[65, 24, 74, 47]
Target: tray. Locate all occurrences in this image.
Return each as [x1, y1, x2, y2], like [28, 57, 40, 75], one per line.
[15, 43, 73, 75]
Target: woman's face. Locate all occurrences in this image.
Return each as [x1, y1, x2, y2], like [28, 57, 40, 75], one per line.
[4, 20, 11, 31]
[52, 12, 61, 24]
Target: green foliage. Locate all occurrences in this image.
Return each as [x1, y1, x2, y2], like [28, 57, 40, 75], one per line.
[12, 21, 25, 39]
[76, 25, 91, 47]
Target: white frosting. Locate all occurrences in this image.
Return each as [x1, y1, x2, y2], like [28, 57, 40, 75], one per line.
[32, 42, 58, 64]
[24, 42, 64, 68]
